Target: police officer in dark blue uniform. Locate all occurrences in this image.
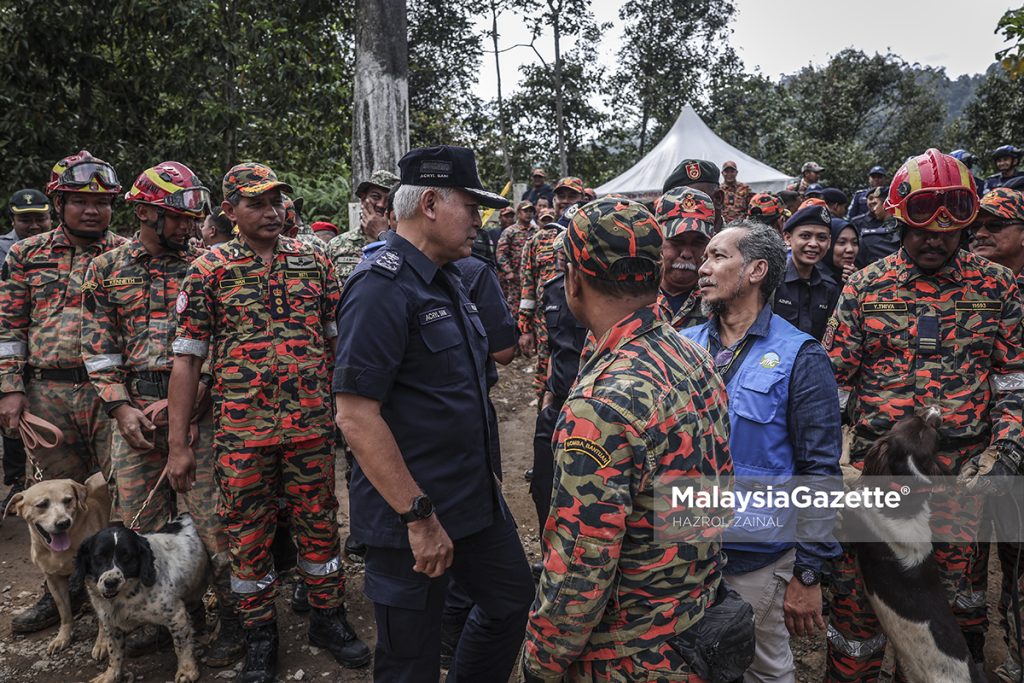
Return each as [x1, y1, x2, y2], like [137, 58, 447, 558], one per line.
[853, 185, 901, 268]
[529, 231, 587, 536]
[333, 145, 534, 683]
[847, 166, 887, 220]
[984, 145, 1024, 194]
[772, 205, 840, 341]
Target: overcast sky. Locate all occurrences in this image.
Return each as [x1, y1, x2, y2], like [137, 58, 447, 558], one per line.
[473, 0, 1015, 102]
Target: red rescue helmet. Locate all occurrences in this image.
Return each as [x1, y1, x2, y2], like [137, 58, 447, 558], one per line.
[885, 148, 978, 232]
[46, 150, 121, 196]
[125, 162, 210, 218]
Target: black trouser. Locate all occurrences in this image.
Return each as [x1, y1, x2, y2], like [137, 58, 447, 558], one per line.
[2, 434, 26, 486]
[529, 400, 564, 530]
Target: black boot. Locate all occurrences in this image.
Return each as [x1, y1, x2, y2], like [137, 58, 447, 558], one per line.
[344, 535, 366, 563]
[127, 623, 172, 657]
[203, 605, 246, 667]
[439, 618, 463, 669]
[237, 621, 278, 683]
[291, 581, 310, 614]
[964, 631, 986, 665]
[308, 605, 371, 668]
[11, 582, 85, 633]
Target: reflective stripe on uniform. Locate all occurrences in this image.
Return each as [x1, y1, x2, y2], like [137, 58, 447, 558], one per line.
[992, 373, 1024, 393]
[826, 624, 886, 659]
[0, 341, 27, 358]
[955, 589, 987, 610]
[84, 354, 123, 372]
[519, 299, 536, 310]
[325, 321, 338, 338]
[838, 389, 851, 410]
[231, 568, 277, 594]
[297, 555, 340, 577]
[171, 337, 209, 358]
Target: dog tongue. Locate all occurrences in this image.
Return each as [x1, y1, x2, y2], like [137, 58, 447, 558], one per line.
[49, 532, 71, 552]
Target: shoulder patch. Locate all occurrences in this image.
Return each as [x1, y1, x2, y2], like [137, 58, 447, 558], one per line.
[372, 248, 403, 278]
[564, 436, 612, 469]
[822, 316, 838, 350]
[175, 291, 189, 314]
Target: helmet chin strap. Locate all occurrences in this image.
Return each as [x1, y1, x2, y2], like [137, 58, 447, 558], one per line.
[59, 192, 108, 241]
[145, 207, 186, 251]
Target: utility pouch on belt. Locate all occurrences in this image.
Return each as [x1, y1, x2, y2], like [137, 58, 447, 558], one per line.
[667, 583, 755, 683]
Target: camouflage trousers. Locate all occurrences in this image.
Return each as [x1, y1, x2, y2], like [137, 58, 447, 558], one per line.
[563, 644, 704, 683]
[109, 405, 230, 600]
[997, 542, 1024, 673]
[25, 377, 112, 483]
[825, 477, 985, 681]
[532, 316, 550, 400]
[217, 435, 343, 628]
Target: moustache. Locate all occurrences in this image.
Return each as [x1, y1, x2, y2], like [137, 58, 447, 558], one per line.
[671, 261, 698, 271]
[698, 277, 715, 288]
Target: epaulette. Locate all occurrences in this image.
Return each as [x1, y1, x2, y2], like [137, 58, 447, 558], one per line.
[371, 248, 403, 279]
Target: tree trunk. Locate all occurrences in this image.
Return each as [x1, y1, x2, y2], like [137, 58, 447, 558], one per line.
[553, 18, 567, 176]
[638, 103, 649, 158]
[352, 0, 410, 190]
[492, 1, 514, 185]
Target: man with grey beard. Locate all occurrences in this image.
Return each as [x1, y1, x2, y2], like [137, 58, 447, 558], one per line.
[653, 186, 715, 330]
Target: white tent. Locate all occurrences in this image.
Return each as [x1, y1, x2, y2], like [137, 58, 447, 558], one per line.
[596, 104, 792, 197]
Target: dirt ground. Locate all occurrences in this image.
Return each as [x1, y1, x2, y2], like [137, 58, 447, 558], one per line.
[0, 356, 1011, 682]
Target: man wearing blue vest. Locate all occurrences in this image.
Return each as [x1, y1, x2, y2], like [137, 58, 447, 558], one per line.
[681, 221, 842, 682]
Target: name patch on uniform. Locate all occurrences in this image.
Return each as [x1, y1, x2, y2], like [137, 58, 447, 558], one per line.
[102, 277, 144, 287]
[284, 270, 318, 280]
[419, 308, 451, 325]
[337, 256, 361, 264]
[285, 255, 316, 269]
[220, 276, 262, 289]
[862, 301, 908, 313]
[955, 301, 1001, 313]
[25, 261, 57, 270]
[545, 304, 560, 313]
[564, 437, 612, 469]
[175, 291, 189, 314]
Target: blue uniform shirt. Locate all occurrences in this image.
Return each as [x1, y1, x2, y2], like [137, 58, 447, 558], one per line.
[334, 231, 499, 548]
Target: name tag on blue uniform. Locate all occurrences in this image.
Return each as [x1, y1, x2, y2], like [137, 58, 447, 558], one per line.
[419, 307, 451, 325]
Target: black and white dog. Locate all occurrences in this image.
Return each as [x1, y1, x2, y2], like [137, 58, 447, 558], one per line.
[848, 408, 985, 683]
[71, 515, 209, 683]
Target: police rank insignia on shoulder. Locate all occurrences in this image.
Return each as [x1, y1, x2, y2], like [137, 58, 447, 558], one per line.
[564, 436, 612, 468]
[373, 249, 402, 276]
[822, 316, 838, 350]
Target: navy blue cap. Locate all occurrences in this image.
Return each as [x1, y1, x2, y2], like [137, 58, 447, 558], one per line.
[803, 183, 824, 197]
[663, 159, 721, 193]
[821, 188, 847, 205]
[398, 146, 509, 209]
[8, 188, 49, 214]
[868, 166, 886, 176]
[784, 205, 833, 233]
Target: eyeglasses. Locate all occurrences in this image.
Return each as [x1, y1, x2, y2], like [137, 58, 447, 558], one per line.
[902, 188, 978, 228]
[57, 161, 120, 190]
[973, 219, 1024, 234]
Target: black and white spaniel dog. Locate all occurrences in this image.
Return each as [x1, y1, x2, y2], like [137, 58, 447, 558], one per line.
[71, 515, 209, 683]
[848, 407, 985, 683]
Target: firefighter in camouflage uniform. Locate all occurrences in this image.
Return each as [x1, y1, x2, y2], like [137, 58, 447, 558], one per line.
[522, 197, 734, 682]
[80, 161, 244, 664]
[496, 200, 538, 318]
[653, 187, 715, 330]
[824, 149, 1024, 681]
[0, 150, 125, 635]
[517, 212, 564, 397]
[166, 162, 369, 682]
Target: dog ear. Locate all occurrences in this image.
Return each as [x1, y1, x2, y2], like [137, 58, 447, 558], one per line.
[70, 535, 94, 593]
[861, 438, 890, 477]
[2, 491, 24, 520]
[69, 481, 89, 513]
[138, 536, 157, 587]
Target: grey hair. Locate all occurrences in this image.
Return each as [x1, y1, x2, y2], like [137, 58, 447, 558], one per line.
[728, 220, 787, 303]
[392, 185, 454, 220]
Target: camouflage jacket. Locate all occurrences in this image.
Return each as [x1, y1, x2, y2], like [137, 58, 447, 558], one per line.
[81, 235, 201, 405]
[720, 181, 752, 223]
[172, 236, 340, 447]
[495, 222, 536, 316]
[826, 248, 1024, 465]
[523, 305, 732, 678]
[656, 288, 707, 331]
[326, 230, 368, 287]
[517, 226, 562, 335]
[0, 227, 126, 393]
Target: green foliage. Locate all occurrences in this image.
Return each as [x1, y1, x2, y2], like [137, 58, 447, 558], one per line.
[952, 68, 1024, 176]
[0, 0, 354, 205]
[997, 7, 1024, 79]
[277, 165, 352, 229]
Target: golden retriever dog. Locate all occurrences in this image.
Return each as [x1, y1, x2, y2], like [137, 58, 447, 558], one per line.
[4, 472, 111, 655]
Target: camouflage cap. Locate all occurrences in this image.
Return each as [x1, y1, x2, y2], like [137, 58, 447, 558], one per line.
[565, 198, 663, 281]
[555, 176, 585, 194]
[747, 193, 785, 220]
[356, 169, 400, 198]
[222, 162, 293, 198]
[537, 207, 556, 223]
[662, 159, 721, 193]
[654, 187, 715, 239]
[979, 188, 1024, 222]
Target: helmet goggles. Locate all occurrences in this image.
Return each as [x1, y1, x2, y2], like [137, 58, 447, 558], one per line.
[162, 186, 211, 216]
[901, 187, 977, 229]
[57, 161, 121, 191]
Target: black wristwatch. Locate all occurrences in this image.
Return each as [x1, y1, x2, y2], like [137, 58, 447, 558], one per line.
[399, 494, 434, 524]
[794, 566, 822, 587]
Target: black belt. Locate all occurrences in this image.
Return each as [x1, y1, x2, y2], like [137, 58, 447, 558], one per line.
[29, 366, 89, 383]
[128, 370, 171, 399]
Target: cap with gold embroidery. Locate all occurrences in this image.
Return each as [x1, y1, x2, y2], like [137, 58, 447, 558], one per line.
[8, 189, 50, 214]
